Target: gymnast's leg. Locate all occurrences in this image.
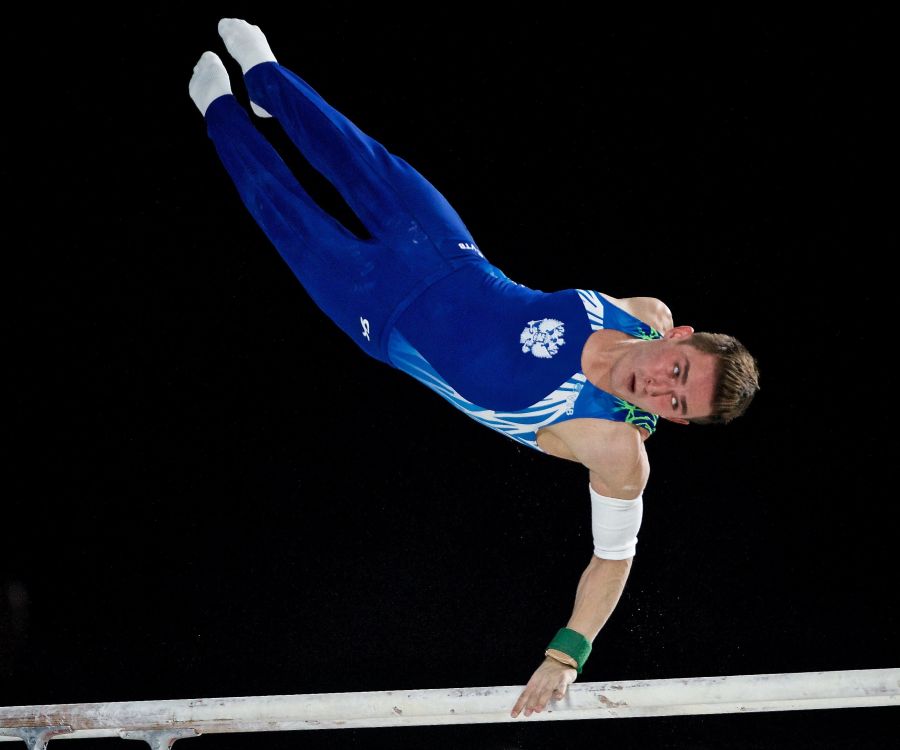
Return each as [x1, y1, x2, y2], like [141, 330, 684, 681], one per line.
[216, 18, 477, 254]
[188, 51, 386, 360]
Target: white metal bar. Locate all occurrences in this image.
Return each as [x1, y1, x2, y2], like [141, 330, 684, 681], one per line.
[1, 668, 897, 740]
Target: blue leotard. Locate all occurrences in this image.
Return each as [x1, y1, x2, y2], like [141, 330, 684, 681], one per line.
[201, 61, 660, 453]
[389, 263, 661, 452]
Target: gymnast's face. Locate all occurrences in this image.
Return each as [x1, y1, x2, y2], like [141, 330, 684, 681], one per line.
[614, 327, 718, 424]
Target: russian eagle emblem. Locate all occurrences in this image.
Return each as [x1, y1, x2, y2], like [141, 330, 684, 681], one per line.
[520, 318, 565, 359]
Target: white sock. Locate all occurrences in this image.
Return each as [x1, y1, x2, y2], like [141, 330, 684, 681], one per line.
[218, 18, 277, 118]
[218, 18, 277, 71]
[189, 51, 232, 116]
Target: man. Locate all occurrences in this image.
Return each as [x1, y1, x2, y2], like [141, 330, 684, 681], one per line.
[189, 18, 760, 720]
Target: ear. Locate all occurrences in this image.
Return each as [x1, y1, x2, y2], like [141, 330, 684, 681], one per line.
[663, 416, 690, 426]
[665, 325, 695, 340]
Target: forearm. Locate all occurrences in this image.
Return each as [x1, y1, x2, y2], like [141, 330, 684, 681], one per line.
[565, 555, 633, 642]
[514, 556, 633, 717]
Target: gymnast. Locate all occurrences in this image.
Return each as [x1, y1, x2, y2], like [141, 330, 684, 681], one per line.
[188, 18, 760, 719]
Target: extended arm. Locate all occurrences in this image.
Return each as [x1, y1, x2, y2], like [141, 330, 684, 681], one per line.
[566, 553, 632, 642]
[511, 430, 648, 718]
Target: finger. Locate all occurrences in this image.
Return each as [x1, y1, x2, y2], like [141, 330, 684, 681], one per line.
[511, 691, 529, 718]
[531, 693, 549, 713]
[536, 688, 564, 711]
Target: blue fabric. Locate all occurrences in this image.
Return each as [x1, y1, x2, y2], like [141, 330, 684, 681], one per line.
[204, 62, 486, 363]
[202, 62, 661, 452]
[390, 268, 662, 451]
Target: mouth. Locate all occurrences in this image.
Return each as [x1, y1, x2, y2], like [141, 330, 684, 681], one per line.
[630, 373, 636, 394]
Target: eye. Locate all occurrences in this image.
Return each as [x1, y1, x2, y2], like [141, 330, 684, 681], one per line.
[671, 396, 678, 410]
[673, 364, 680, 378]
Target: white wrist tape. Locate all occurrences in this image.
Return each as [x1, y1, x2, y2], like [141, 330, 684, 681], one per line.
[590, 483, 643, 560]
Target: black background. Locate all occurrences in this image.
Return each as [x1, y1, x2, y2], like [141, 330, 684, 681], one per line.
[3, 7, 897, 749]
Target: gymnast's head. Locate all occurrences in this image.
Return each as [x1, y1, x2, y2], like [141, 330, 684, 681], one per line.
[678, 331, 759, 425]
[615, 327, 760, 425]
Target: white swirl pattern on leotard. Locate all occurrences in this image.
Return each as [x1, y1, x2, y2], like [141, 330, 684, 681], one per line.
[388, 290, 604, 451]
[576, 288, 606, 331]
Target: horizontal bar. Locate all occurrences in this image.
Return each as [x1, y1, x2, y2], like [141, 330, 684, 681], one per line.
[1, 668, 897, 739]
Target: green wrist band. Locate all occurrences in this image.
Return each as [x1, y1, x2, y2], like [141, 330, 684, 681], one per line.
[546, 627, 592, 674]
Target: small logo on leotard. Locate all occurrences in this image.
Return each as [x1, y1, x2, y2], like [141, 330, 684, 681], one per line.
[458, 241, 484, 258]
[565, 383, 583, 415]
[520, 319, 565, 359]
[361, 317, 371, 341]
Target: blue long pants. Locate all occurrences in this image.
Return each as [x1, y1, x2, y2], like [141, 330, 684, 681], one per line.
[203, 62, 491, 363]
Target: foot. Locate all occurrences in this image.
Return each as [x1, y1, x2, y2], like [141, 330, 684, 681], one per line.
[189, 51, 232, 116]
[217, 18, 276, 117]
[218, 18, 277, 74]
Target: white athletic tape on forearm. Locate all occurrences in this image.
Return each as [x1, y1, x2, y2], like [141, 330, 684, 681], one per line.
[590, 484, 643, 560]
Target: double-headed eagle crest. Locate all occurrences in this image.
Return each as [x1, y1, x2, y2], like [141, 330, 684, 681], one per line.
[520, 318, 565, 359]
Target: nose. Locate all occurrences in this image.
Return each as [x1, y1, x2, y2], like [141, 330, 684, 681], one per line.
[644, 370, 678, 396]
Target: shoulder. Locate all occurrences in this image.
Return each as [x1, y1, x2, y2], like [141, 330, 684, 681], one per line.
[545, 418, 651, 457]
[558, 419, 650, 497]
[600, 294, 673, 334]
[577, 419, 648, 464]
[580, 421, 650, 498]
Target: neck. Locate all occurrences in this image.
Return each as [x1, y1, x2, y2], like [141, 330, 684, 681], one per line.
[582, 330, 639, 400]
